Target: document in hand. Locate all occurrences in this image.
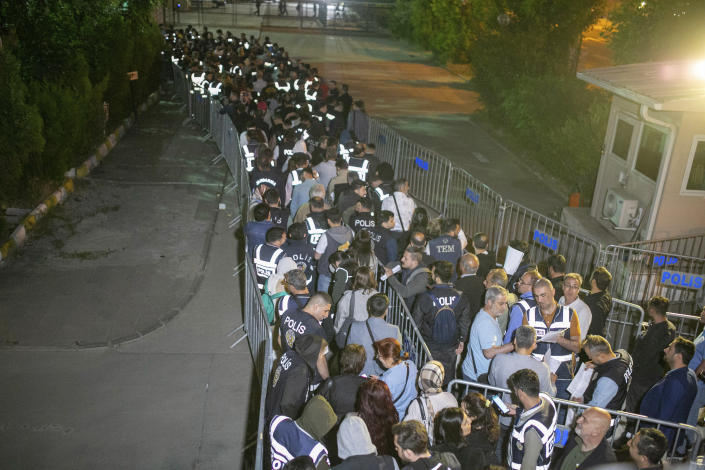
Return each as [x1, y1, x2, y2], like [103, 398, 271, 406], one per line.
[542, 347, 562, 374]
[538, 329, 566, 344]
[567, 363, 594, 399]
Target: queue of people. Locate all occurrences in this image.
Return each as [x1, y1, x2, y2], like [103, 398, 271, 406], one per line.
[164, 26, 705, 470]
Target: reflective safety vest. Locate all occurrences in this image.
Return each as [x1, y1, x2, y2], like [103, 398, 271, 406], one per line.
[374, 186, 390, 201]
[509, 394, 557, 470]
[253, 244, 285, 290]
[242, 143, 258, 172]
[338, 144, 352, 162]
[527, 305, 575, 363]
[305, 216, 327, 246]
[208, 82, 222, 96]
[191, 72, 206, 94]
[275, 81, 291, 92]
[230, 65, 242, 76]
[347, 157, 370, 181]
[290, 168, 304, 187]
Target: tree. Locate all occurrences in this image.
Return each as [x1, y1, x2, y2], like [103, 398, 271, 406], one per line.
[607, 0, 705, 64]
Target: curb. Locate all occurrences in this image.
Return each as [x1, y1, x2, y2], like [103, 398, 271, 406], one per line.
[0, 91, 160, 264]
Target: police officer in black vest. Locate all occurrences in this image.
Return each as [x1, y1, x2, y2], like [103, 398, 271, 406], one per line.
[412, 261, 470, 386]
[427, 218, 463, 281]
[264, 188, 290, 229]
[348, 197, 375, 233]
[304, 197, 328, 248]
[367, 210, 399, 266]
[581, 335, 633, 410]
[368, 174, 392, 216]
[275, 129, 298, 170]
[284, 223, 316, 289]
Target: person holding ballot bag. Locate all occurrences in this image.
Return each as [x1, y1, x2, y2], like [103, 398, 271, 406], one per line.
[522, 278, 581, 407]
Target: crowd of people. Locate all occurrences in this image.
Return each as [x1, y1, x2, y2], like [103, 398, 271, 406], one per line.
[164, 26, 705, 469]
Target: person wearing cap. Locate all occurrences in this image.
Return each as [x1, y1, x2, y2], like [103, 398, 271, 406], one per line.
[333, 415, 398, 469]
[404, 361, 459, 446]
[270, 395, 338, 470]
[266, 335, 330, 421]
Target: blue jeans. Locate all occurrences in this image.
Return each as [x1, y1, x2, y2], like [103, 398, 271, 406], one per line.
[317, 274, 331, 293]
[555, 377, 571, 424]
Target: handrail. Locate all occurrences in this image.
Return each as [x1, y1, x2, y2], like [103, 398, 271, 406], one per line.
[447, 379, 702, 463]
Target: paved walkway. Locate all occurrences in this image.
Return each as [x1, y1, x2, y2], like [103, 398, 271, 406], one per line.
[0, 98, 253, 469]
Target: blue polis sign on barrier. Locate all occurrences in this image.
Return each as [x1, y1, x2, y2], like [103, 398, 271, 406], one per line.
[654, 255, 679, 267]
[660, 270, 704, 290]
[465, 188, 479, 204]
[415, 157, 429, 171]
[533, 229, 559, 251]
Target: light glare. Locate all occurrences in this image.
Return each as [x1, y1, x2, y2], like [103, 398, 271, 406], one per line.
[692, 60, 705, 80]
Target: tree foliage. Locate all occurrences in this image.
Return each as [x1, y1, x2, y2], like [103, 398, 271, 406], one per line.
[392, 0, 609, 199]
[0, 0, 163, 205]
[607, 0, 705, 64]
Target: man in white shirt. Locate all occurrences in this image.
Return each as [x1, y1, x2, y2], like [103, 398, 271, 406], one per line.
[381, 178, 416, 232]
[559, 273, 592, 341]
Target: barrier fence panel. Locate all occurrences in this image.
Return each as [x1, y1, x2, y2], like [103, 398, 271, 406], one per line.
[377, 279, 433, 369]
[447, 379, 702, 463]
[620, 233, 705, 259]
[667, 312, 704, 342]
[598, 245, 705, 314]
[367, 118, 400, 166]
[395, 137, 452, 216]
[496, 200, 602, 280]
[444, 167, 504, 245]
[243, 257, 274, 470]
[578, 288, 645, 351]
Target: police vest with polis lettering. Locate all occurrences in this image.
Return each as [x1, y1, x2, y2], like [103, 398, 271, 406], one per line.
[242, 142, 259, 172]
[582, 349, 633, 410]
[509, 394, 557, 470]
[349, 212, 376, 233]
[428, 235, 462, 265]
[284, 240, 316, 287]
[277, 141, 296, 169]
[277, 294, 311, 321]
[253, 244, 285, 290]
[279, 309, 324, 355]
[527, 305, 575, 367]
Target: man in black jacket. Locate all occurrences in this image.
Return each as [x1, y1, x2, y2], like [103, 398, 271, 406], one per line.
[266, 335, 329, 421]
[624, 296, 676, 412]
[454, 253, 483, 322]
[584, 267, 613, 337]
[551, 407, 616, 470]
[413, 261, 470, 386]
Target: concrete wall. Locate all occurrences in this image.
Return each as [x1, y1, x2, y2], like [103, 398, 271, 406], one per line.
[652, 111, 705, 238]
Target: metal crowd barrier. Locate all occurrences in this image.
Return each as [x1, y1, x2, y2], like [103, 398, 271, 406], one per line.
[496, 200, 602, 277]
[243, 257, 274, 470]
[578, 288, 647, 351]
[447, 379, 702, 463]
[620, 233, 705, 260]
[444, 167, 504, 246]
[598, 245, 705, 314]
[667, 312, 704, 342]
[377, 279, 433, 369]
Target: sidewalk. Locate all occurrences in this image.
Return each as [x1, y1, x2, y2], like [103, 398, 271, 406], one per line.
[0, 98, 253, 469]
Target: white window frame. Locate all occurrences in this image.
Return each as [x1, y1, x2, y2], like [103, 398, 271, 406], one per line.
[632, 122, 668, 183]
[680, 134, 705, 196]
[608, 113, 640, 165]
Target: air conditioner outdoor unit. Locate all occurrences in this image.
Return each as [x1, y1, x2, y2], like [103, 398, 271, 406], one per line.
[602, 187, 640, 229]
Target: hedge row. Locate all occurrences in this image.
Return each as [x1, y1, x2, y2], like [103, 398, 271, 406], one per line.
[0, 0, 163, 207]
